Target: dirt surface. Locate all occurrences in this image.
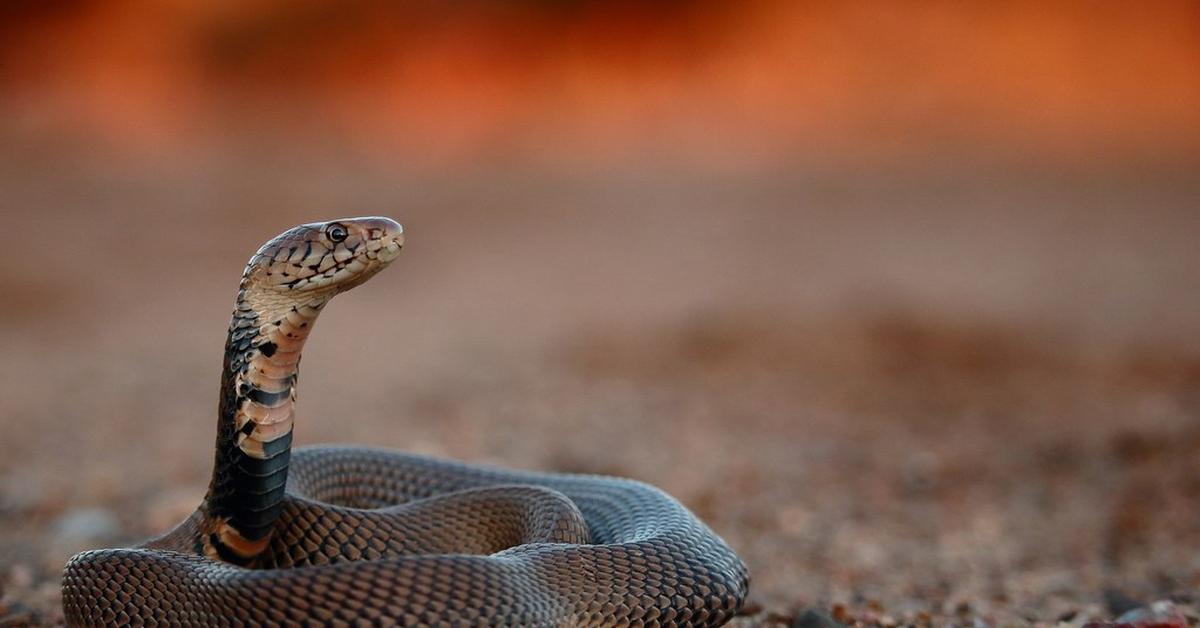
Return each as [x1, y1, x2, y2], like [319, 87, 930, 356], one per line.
[0, 140, 1198, 627]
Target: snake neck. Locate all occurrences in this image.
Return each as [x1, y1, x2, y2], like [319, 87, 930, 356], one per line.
[202, 282, 327, 565]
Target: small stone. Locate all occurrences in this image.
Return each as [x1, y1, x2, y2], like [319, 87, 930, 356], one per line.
[902, 451, 940, 494]
[1104, 589, 1145, 617]
[792, 608, 846, 628]
[53, 508, 121, 541]
[830, 603, 851, 624]
[8, 564, 33, 589]
[1114, 600, 1188, 625]
[735, 597, 764, 616]
[0, 601, 39, 627]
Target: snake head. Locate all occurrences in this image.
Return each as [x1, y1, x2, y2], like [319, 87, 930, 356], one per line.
[246, 217, 404, 296]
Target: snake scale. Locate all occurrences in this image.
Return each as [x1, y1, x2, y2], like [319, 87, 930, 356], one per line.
[61, 217, 749, 626]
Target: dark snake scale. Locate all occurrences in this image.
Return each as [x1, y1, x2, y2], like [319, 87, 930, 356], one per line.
[62, 218, 749, 626]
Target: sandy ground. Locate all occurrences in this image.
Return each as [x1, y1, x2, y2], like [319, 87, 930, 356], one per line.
[1, 142, 1199, 626]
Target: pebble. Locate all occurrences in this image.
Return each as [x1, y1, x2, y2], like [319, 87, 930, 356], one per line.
[1114, 600, 1189, 626]
[1083, 600, 1192, 628]
[1104, 589, 1145, 617]
[0, 601, 38, 627]
[53, 508, 121, 541]
[736, 598, 764, 616]
[791, 608, 845, 628]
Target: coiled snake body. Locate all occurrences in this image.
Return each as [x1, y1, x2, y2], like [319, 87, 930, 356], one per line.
[62, 218, 748, 626]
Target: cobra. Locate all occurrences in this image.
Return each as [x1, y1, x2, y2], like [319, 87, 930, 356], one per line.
[62, 217, 749, 626]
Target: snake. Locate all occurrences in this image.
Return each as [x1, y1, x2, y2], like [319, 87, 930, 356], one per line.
[61, 217, 749, 627]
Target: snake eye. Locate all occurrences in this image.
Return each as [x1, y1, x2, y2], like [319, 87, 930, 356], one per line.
[325, 223, 348, 243]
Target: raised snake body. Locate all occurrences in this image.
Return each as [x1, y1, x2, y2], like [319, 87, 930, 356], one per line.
[62, 218, 749, 626]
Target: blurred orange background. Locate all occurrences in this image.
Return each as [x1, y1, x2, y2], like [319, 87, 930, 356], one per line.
[1, 2, 1199, 624]
[3, 1, 1199, 165]
[1, 0, 1197, 347]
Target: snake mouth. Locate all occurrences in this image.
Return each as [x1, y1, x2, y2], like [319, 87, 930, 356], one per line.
[376, 233, 404, 263]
